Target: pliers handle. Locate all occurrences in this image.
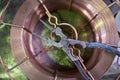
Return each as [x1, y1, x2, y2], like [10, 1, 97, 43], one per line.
[40, 20, 93, 80]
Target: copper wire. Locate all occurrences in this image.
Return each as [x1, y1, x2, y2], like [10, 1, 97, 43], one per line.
[8, 47, 52, 72]
[0, 0, 12, 20]
[69, 0, 73, 10]
[0, 56, 13, 80]
[116, 74, 120, 80]
[54, 70, 58, 80]
[0, 0, 120, 79]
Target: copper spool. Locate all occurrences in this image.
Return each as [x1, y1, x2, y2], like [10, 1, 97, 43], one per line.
[10, 0, 119, 80]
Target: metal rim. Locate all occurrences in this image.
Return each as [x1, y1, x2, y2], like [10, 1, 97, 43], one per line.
[11, 0, 119, 80]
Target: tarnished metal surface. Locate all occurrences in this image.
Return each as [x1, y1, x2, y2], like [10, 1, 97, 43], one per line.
[10, 0, 119, 80]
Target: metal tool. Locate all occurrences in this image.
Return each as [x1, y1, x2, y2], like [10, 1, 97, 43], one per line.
[40, 19, 94, 80]
[38, 0, 78, 40]
[40, 19, 120, 80]
[7, 0, 117, 80]
[38, 3, 120, 80]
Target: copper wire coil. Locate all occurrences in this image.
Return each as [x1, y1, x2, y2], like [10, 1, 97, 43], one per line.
[10, 0, 119, 80]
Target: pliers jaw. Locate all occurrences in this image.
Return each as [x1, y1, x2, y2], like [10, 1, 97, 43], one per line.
[40, 20, 93, 80]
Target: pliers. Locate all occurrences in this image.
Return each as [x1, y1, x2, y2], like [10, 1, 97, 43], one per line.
[40, 20, 93, 80]
[40, 20, 120, 80]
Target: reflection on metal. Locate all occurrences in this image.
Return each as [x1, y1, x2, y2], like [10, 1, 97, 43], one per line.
[38, 0, 78, 40]
[40, 20, 94, 80]
[2, 0, 118, 79]
[0, 0, 117, 80]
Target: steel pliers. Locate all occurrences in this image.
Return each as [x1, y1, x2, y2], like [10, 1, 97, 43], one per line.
[40, 19, 120, 80]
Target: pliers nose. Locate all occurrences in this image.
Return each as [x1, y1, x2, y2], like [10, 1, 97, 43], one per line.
[40, 19, 93, 80]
